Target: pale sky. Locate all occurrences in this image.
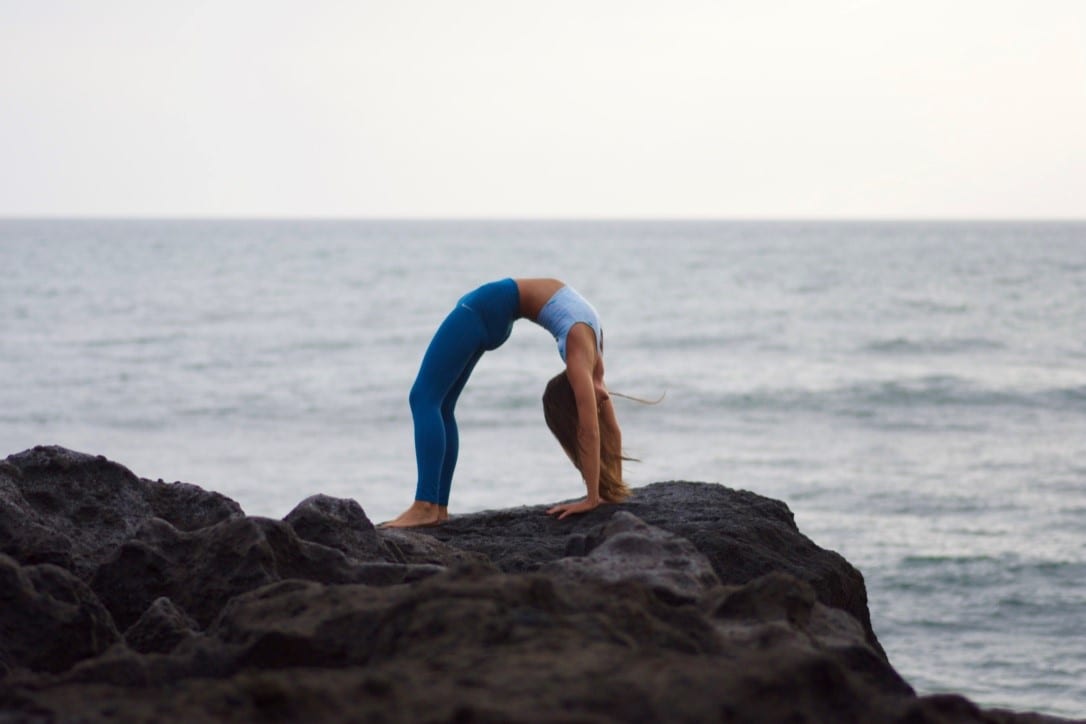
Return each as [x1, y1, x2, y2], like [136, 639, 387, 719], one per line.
[2, 0, 1084, 218]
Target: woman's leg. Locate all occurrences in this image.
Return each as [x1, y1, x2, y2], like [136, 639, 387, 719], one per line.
[409, 306, 486, 504]
[436, 353, 480, 506]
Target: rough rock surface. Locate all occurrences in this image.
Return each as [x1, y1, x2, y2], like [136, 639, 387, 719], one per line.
[0, 554, 120, 674]
[542, 510, 721, 603]
[89, 514, 442, 630]
[283, 494, 389, 561]
[122, 596, 200, 655]
[0, 447, 243, 578]
[0, 445, 1076, 724]
[424, 480, 884, 655]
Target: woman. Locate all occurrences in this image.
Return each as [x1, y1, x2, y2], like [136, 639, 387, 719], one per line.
[381, 278, 629, 528]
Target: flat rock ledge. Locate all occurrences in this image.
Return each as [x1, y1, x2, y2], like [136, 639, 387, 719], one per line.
[0, 446, 1076, 724]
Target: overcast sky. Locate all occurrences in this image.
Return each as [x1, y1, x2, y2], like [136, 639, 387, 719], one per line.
[2, 0, 1084, 218]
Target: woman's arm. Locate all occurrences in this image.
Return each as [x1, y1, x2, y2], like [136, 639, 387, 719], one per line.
[547, 324, 602, 519]
[568, 358, 600, 501]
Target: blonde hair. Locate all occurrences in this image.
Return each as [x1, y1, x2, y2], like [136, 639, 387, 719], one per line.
[542, 372, 631, 502]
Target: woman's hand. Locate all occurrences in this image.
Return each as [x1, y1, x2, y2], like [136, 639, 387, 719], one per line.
[546, 497, 601, 520]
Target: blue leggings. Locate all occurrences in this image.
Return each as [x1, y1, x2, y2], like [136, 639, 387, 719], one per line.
[410, 279, 518, 505]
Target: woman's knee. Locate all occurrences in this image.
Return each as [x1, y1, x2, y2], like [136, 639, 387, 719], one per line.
[410, 379, 440, 413]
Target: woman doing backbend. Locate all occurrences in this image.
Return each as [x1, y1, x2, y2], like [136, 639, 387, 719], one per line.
[382, 278, 628, 528]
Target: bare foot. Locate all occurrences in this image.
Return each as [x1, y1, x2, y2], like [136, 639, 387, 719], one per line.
[379, 501, 444, 528]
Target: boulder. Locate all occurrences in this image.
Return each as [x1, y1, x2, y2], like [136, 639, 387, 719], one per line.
[124, 597, 201, 655]
[0, 554, 120, 674]
[90, 515, 443, 630]
[543, 511, 721, 603]
[0, 446, 243, 579]
[284, 494, 389, 562]
[377, 527, 494, 569]
[423, 481, 883, 655]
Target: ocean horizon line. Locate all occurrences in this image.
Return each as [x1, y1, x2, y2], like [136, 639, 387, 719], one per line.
[2, 215, 1085, 224]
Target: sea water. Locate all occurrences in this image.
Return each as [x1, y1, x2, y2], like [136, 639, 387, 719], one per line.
[2, 219, 1084, 717]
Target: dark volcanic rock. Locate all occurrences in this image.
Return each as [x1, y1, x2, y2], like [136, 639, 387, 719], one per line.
[13, 567, 900, 720]
[124, 597, 201, 655]
[6, 566, 1067, 723]
[0, 446, 243, 578]
[377, 527, 494, 568]
[284, 494, 389, 561]
[243, 492, 491, 570]
[90, 514, 443, 629]
[627, 482, 873, 636]
[423, 480, 884, 656]
[543, 510, 721, 603]
[0, 554, 120, 674]
[0, 446, 1073, 724]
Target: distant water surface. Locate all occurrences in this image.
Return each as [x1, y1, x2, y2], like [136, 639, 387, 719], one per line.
[2, 219, 1084, 717]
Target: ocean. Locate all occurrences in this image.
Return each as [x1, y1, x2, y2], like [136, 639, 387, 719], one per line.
[2, 219, 1084, 717]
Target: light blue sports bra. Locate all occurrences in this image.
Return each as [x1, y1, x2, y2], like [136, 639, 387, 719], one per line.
[535, 285, 603, 362]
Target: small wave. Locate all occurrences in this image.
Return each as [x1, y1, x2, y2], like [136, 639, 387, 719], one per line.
[271, 339, 359, 354]
[637, 332, 760, 351]
[83, 333, 188, 348]
[900, 299, 970, 315]
[862, 337, 1005, 355]
[681, 377, 1086, 419]
[848, 376, 1004, 406]
[898, 554, 1086, 578]
[901, 554, 1001, 567]
[1043, 385, 1086, 406]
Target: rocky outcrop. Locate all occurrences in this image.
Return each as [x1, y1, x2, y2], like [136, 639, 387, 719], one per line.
[0, 446, 243, 578]
[0, 446, 1075, 723]
[89, 514, 441, 630]
[122, 596, 200, 655]
[542, 510, 722, 603]
[0, 554, 120, 674]
[423, 481, 884, 656]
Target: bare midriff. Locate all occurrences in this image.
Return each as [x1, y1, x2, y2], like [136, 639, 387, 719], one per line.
[515, 278, 566, 321]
